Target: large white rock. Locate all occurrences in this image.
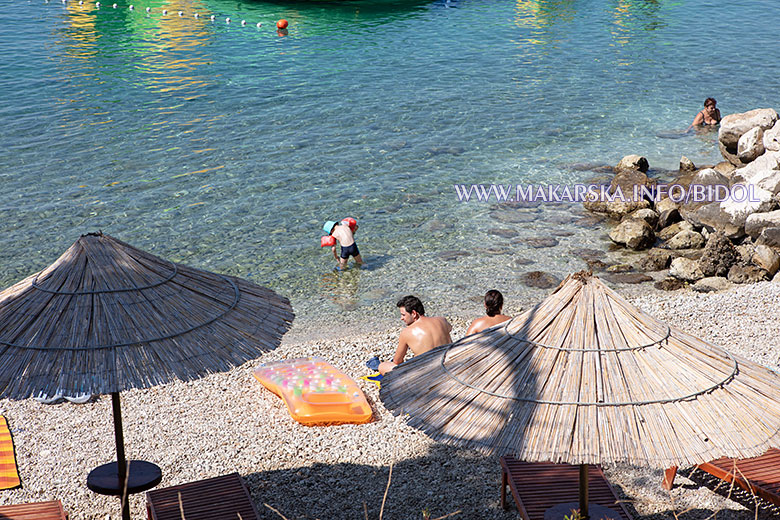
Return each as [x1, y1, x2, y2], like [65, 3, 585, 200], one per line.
[737, 127, 765, 162]
[719, 183, 775, 228]
[732, 150, 780, 193]
[682, 201, 742, 238]
[616, 154, 649, 172]
[764, 120, 780, 152]
[692, 167, 730, 187]
[719, 109, 779, 146]
[719, 109, 779, 165]
[745, 210, 780, 238]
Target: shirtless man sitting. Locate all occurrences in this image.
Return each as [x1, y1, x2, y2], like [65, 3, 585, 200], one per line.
[465, 289, 511, 335]
[378, 295, 452, 375]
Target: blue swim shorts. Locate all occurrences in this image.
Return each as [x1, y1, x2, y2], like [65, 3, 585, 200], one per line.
[340, 242, 360, 259]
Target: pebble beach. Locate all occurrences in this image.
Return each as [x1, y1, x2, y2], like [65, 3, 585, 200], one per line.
[2, 280, 780, 519]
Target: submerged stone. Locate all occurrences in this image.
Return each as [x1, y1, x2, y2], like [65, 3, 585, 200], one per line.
[604, 272, 652, 284]
[520, 271, 561, 289]
[488, 228, 519, 239]
[525, 237, 559, 248]
[437, 250, 471, 261]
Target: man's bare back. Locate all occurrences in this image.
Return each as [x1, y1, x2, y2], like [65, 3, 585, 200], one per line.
[378, 296, 452, 375]
[400, 315, 452, 356]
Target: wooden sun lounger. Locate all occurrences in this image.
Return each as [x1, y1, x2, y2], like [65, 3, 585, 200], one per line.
[0, 500, 68, 520]
[146, 472, 260, 520]
[500, 455, 633, 520]
[662, 448, 780, 507]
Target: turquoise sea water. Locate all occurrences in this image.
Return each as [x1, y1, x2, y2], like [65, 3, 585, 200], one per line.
[1, 0, 779, 335]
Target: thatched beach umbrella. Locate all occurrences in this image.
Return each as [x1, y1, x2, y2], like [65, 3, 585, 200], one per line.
[0, 232, 294, 520]
[380, 271, 780, 519]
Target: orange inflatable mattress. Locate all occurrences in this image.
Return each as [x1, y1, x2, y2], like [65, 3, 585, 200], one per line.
[253, 357, 373, 425]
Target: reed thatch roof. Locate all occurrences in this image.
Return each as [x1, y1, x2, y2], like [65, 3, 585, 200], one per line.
[380, 271, 780, 469]
[0, 232, 294, 400]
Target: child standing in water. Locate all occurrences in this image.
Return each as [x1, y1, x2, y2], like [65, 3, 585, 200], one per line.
[323, 219, 363, 270]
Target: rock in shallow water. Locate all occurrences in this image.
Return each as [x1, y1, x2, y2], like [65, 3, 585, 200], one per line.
[604, 272, 653, 284]
[519, 271, 561, 289]
[489, 208, 538, 224]
[488, 228, 519, 239]
[437, 250, 471, 261]
[525, 237, 559, 248]
[569, 247, 606, 261]
[606, 263, 633, 273]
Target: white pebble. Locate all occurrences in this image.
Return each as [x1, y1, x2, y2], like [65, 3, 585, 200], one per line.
[146, 6, 150, 12]
[194, 12, 199, 18]
[225, 17, 230, 23]
[128, 4, 133, 9]
[112, 3, 116, 8]
[78, 0, 83, 5]
[256, 22, 262, 28]
[162, 9, 167, 14]
[178, 10, 183, 16]
[241, 20, 246, 26]
[210, 14, 215, 21]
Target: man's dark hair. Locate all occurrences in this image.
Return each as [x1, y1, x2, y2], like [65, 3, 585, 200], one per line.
[704, 97, 717, 107]
[484, 290, 503, 317]
[397, 295, 425, 316]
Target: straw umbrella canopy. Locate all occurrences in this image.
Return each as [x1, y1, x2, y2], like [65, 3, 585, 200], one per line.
[380, 271, 780, 516]
[0, 232, 294, 519]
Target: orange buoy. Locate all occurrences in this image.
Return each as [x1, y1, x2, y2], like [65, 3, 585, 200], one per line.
[277, 19, 288, 29]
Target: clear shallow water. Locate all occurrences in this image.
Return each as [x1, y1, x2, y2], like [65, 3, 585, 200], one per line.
[1, 0, 779, 335]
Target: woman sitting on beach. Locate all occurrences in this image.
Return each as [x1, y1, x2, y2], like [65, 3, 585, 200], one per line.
[688, 97, 721, 129]
[465, 290, 511, 335]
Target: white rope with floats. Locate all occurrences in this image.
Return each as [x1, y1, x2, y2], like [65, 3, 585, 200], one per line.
[42, 0, 296, 31]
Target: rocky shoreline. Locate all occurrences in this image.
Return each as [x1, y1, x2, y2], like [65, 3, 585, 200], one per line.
[585, 108, 780, 294]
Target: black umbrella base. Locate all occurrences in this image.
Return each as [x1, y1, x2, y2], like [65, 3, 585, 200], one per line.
[545, 502, 622, 520]
[87, 460, 162, 496]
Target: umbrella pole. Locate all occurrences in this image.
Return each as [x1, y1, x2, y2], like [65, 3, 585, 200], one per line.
[111, 392, 131, 520]
[579, 464, 589, 520]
